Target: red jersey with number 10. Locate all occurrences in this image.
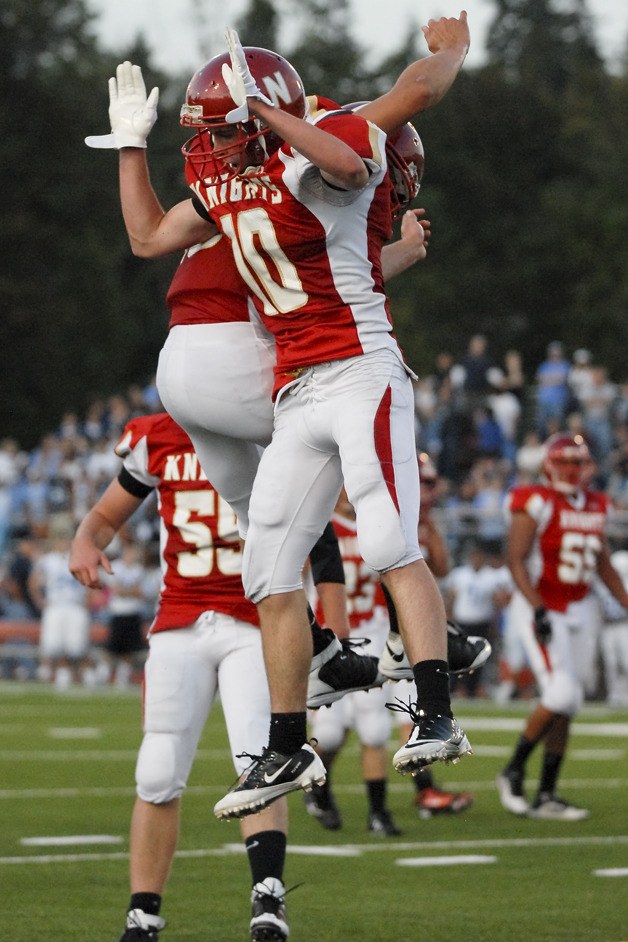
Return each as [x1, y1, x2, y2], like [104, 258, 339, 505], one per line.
[187, 107, 400, 395]
[115, 412, 258, 632]
[507, 484, 610, 612]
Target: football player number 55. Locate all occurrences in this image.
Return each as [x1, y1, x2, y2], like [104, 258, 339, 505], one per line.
[173, 490, 241, 577]
[221, 208, 308, 316]
[558, 532, 602, 585]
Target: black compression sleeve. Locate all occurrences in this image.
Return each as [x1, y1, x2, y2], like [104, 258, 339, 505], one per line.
[309, 522, 345, 586]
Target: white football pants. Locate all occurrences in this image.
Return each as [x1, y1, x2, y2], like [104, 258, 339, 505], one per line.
[506, 591, 601, 716]
[156, 322, 276, 537]
[135, 611, 269, 804]
[243, 349, 422, 603]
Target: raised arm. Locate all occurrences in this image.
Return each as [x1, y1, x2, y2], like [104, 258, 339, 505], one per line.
[223, 30, 369, 190]
[118, 149, 213, 258]
[86, 61, 216, 258]
[357, 12, 470, 134]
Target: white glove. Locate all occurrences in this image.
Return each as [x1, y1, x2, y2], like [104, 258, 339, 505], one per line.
[221, 28, 273, 124]
[85, 61, 159, 149]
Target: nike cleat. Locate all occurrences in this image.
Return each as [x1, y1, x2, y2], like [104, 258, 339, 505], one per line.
[446, 621, 492, 676]
[307, 635, 384, 708]
[377, 631, 410, 681]
[378, 624, 492, 681]
[389, 703, 472, 772]
[214, 743, 326, 820]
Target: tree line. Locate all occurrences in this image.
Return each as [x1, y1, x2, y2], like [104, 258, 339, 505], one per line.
[1, 0, 627, 446]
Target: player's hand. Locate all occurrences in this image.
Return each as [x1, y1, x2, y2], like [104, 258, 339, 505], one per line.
[400, 208, 430, 259]
[85, 61, 159, 149]
[69, 543, 113, 589]
[533, 606, 552, 643]
[422, 11, 470, 56]
[222, 27, 273, 123]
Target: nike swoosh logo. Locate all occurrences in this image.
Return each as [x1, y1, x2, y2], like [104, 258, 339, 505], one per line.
[386, 644, 405, 663]
[263, 759, 293, 784]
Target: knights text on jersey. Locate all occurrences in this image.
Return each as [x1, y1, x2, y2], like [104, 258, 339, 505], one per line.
[187, 111, 401, 394]
[166, 231, 251, 328]
[507, 484, 610, 612]
[114, 412, 258, 632]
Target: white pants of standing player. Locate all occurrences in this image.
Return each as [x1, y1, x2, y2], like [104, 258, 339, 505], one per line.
[156, 322, 276, 538]
[136, 610, 270, 804]
[507, 591, 601, 717]
[243, 349, 422, 602]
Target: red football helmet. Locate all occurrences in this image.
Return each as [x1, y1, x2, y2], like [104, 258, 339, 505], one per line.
[180, 47, 306, 181]
[386, 122, 424, 219]
[343, 103, 424, 220]
[542, 433, 591, 494]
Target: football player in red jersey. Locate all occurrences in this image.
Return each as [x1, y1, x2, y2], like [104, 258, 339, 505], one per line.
[70, 412, 297, 942]
[496, 433, 628, 820]
[87, 12, 473, 820]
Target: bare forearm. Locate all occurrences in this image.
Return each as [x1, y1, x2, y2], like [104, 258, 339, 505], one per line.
[73, 509, 118, 553]
[119, 149, 214, 257]
[360, 47, 466, 133]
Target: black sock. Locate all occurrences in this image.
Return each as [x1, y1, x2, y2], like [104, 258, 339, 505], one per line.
[538, 751, 564, 796]
[507, 735, 536, 773]
[268, 712, 307, 754]
[129, 893, 161, 916]
[245, 830, 287, 885]
[412, 659, 452, 717]
[366, 778, 386, 815]
[381, 584, 400, 636]
[413, 765, 434, 793]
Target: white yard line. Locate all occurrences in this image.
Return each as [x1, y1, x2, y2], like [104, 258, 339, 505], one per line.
[2, 834, 628, 866]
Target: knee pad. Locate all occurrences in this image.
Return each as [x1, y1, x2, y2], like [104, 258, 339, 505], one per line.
[542, 670, 583, 716]
[135, 732, 188, 804]
[355, 493, 416, 572]
[354, 699, 392, 749]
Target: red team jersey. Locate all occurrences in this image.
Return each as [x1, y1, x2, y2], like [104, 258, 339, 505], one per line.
[166, 232, 251, 328]
[507, 484, 611, 612]
[115, 412, 258, 632]
[315, 512, 385, 629]
[187, 107, 398, 395]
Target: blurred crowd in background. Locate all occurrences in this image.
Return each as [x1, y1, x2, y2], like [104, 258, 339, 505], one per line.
[1, 336, 627, 699]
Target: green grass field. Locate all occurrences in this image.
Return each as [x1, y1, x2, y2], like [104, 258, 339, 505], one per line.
[1, 682, 627, 942]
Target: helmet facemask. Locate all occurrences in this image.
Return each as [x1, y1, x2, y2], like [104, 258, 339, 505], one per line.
[180, 46, 306, 184]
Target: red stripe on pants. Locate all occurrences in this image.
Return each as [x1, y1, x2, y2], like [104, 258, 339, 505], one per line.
[373, 385, 399, 513]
